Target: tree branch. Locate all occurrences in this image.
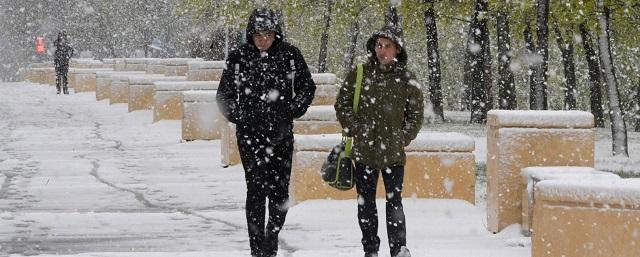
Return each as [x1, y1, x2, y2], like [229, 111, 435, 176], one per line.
[435, 14, 471, 23]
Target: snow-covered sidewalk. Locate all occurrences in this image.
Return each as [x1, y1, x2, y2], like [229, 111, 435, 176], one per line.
[0, 81, 545, 257]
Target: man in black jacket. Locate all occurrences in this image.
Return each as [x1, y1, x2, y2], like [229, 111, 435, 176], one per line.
[54, 31, 74, 94]
[216, 8, 316, 257]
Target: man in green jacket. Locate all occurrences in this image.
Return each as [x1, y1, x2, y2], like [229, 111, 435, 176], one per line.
[335, 23, 424, 257]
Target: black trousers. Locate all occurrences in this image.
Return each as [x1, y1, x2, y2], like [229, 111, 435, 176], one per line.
[355, 162, 407, 256]
[237, 131, 293, 257]
[55, 66, 69, 93]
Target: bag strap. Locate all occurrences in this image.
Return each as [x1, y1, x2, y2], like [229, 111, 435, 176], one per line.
[344, 64, 364, 157]
[353, 64, 363, 114]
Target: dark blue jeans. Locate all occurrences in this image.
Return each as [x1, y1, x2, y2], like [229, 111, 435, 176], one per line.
[237, 132, 293, 257]
[355, 162, 407, 256]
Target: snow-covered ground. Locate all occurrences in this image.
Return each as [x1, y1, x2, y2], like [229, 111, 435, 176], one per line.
[0, 82, 637, 257]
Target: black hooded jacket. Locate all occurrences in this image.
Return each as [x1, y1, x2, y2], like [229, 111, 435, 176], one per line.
[54, 34, 74, 69]
[216, 9, 316, 138]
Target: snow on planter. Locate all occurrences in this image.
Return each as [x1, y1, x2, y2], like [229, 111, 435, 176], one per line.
[486, 110, 595, 233]
[123, 58, 156, 72]
[70, 58, 105, 69]
[220, 122, 239, 167]
[532, 178, 640, 257]
[520, 166, 620, 236]
[26, 67, 55, 85]
[109, 74, 143, 104]
[186, 61, 225, 81]
[161, 58, 200, 77]
[290, 132, 476, 204]
[182, 90, 223, 141]
[310, 73, 339, 106]
[128, 76, 187, 112]
[152, 81, 218, 122]
[95, 71, 145, 101]
[293, 106, 341, 135]
[68, 68, 112, 92]
[145, 59, 167, 75]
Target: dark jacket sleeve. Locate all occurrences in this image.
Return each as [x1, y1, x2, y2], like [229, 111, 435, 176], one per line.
[402, 73, 424, 146]
[289, 47, 316, 119]
[334, 68, 359, 136]
[216, 52, 242, 124]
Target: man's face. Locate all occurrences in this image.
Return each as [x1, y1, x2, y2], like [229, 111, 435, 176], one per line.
[253, 31, 276, 51]
[375, 37, 400, 65]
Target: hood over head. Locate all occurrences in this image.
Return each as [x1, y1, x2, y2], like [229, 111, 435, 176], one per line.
[366, 22, 407, 68]
[245, 8, 284, 48]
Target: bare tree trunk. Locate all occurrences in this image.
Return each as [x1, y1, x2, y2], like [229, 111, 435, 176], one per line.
[578, 23, 606, 127]
[597, 1, 629, 157]
[533, 0, 549, 110]
[579, 24, 604, 128]
[424, 0, 444, 121]
[496, 11, 516, 110]
[462, 23, 473, 111]
[385, 3, 400, 28]
[553, 23, 577, 110]
[318, 0, 333, 73]
[482, 17, 493, 113]
[469, 0, 489, 124]
[344, 16, 360, 70]
[635, 79, 640, 132]
[524, 24, 537, 110]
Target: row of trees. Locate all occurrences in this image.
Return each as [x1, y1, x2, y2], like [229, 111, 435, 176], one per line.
[0, 0, 637, 156]
[181, 0, 638, 157]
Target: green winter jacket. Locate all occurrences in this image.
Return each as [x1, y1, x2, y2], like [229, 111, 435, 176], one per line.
[335, 61, 424, 170]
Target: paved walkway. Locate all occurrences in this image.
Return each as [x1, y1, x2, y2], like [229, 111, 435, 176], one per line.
[0, 82, 530, 257]
[0, 83, 251, 255]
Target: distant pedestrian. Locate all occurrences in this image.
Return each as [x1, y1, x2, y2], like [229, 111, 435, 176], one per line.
[335, 21, 424, 257]
[216, 8, 316, 257]
[54, 31, 74, 94]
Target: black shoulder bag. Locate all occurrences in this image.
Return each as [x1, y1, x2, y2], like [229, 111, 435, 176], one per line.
[320, 64, 363, 191]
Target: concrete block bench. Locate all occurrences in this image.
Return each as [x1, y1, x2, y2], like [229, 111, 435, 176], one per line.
[27, 67, 56, 85]
[486, 110, 595, 233]
[311, 73, 339, 106]
[24, 63, 53, 84]
[95, 71, 145, 101]
[182, 90, 224, 141]
[162, 58, 199, 76]
[220, 122, 239, 167]
[70, 58, 104, 69]
[290, 132, 476, 204]
[109, 74, 164, 104]
[27, 62, 51, 69]
[532, 178, 640, 257]
[221, 105, 342, 166]
[123, 58, 155, 72]
[293, 106, 341, 134]
[145, 59, 166, 75]
[153, 81, 218, 121]
[128, 75, 187, 111]
[520, 166, 620, 236]
[101, 58, 116, 70]
[186, 61, 225, 81]
[112, 59, 126, 71]
[68, 68, 112, 92]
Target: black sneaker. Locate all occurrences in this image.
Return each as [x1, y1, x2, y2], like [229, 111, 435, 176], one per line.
[364, 252, 379, 257]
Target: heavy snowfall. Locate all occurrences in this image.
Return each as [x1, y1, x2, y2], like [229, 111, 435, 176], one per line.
[1, 1, 640, 257]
